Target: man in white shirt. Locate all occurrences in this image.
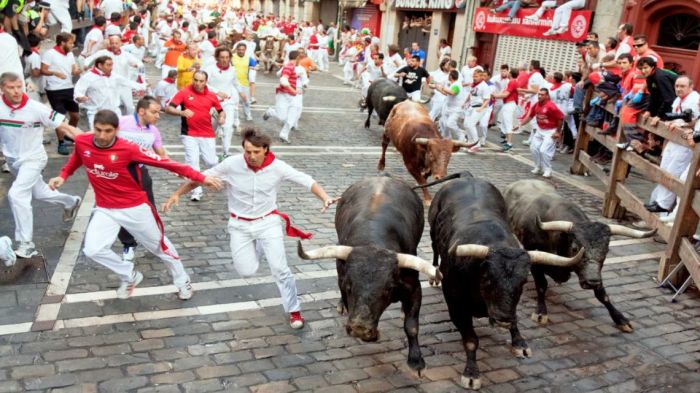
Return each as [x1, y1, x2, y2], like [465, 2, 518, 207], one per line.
[646, 76, 700, 214]
[163, 128, 337, 330]
[101, 0, 125, 20]
[0, 30, 25, 90]
[82, 16, 107, 57]
[74, 56, 147, 129]
[46, 0, 72, 33]
[153, 69, 178, 108]
[205, 47, 246, 158]
[460, 56, 483, 87]
[0, 72, 83, 258]
[518, 60, 547, 145]
[41, 32, 81, 155]
[104, 12, 123, 38]
[463, 70, 492, 152]
[360, 53, 387, 103]
[84, 36, 144, 115]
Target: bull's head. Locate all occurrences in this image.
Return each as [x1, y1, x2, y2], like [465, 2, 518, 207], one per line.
[297, 242, 438, 341]
[537, 219, 656, 289]
[450, 244, 584, 328]
[413, 137, 476, 180]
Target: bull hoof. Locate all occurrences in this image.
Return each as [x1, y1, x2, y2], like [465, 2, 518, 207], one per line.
[377, 163, 385, 171]
[616, 323, 634, 333]
[336, 300, 347, 315]
[428, 277, 441, 287]
[364, 121, 370, 129]
[531, 312, 549, 325]
[399, 310, 405, 321]
[460, 376, 482, 390]
[512, 346, 532, 358]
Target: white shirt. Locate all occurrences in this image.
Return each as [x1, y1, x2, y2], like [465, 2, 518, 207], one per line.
[460, 65, 483, 86]
[25, 52, 44, 93]
[153, 79, 177, 108]
[104, 23, 122, 38]
[0, 33, 25, 88]
[204, 64, 242, 102]
[85, 49, 143, 79]
[74, 70, 145, 113]
[83, 27, 105, 56]
[204, 154, 315, 218]
[671, 91, 700, 121]
[549, 82, 573, 114]
[444, 82, 465, 111]
[41, 47, 76, 91]
[468, 81, 491, 107]
[527, 71, 546, 103]
[101, 0, 124, 18]
[0, 97, 65, 165]
[284, 42, 301, 62]
[123, 43, 146, 61]
[439, 45, 451, 60]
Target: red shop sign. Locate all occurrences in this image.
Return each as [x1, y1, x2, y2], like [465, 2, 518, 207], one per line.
[472, 7, 593, 43]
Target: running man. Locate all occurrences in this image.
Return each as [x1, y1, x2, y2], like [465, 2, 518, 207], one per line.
[232, 42, 256, 122]
[0, 72, 83, 258]
[163, 128, 337, 329]
[48, 110, 222, 299]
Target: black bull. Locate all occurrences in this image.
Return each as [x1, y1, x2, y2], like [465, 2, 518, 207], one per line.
[424, 172, 584, 390]
[297, 177, 439, 375]
[364, 78, 408, 129]
[504, 179, 656, 332]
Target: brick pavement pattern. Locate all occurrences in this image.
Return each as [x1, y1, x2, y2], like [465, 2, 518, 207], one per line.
[0, 65, 698, 392]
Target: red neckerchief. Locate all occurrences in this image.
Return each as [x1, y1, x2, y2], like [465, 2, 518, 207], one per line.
[163, 77, 175, 83]
[549, 82, 563, 91]
[108, 47, 122, 55]
[216, 62, 230, 72]
[210, 39, 218, 47]
[675, 93, 690, 113]
[245, 151, 275, 172]
[90, 67, 104, 76]
[53, 45, 67, 55]
[91, 25, 102, 32]
[31, 48, 39, 54]
[2, 93, 29, 113]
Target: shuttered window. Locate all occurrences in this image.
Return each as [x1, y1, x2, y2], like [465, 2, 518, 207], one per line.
[493, 35, 579, 73]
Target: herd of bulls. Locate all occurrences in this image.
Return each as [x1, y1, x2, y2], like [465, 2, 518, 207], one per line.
[296, 79, 656, 390]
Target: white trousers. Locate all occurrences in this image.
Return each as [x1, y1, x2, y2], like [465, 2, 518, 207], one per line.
[266, 93, 302, 140]
[478, 106, 494, 143]
[228, 215, 300, 312]
[360, 73, 373, 98]
[83, 203, 189, 286]
[238, 86, 252, 120]
[118, 87, 135, 115]
[8, 159, 77, 242]
[498, 101, 517, 135]
[530, 128, 557, 172]
[463, 107, 488, 145]
[565, 114, 578, 139]
[317, 50, 329, 72]
[439, 109, 465, 141]
[407, 90, 422, 102]
[343, 62, 355, 83]
[429, 93, 446, 121]
[48, 4, 72, 33]
[180, 135, 217, 196]
[553, 0, 586, 29]
[217, 100, 239, 155]
[651, 142, 692, 210]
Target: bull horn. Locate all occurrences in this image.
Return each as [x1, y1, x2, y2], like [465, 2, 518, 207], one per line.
[396, 253, 440, 281]
[608, 224, 657, 238]
[537, 216, 574, 233]
[452, 140, 479, 148]
[413, 137, 429, 145]
[297, 241, 353, 261]
[382, 96, 397, 102]
[528, 247, 585, 267]
[449, 244, 490, 258]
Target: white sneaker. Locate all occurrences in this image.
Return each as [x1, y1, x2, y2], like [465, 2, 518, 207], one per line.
[0, 236, 16, 267]
[246, 114, 253, 122]
[15, 241, 38, 259]
[63, 197, 81, 222]
[524, 14, 539, 21]
[531, 168, 542, 175]
[522, 140, 531, 146]
[122, 246, 135, 263]
[190, 191, 202, 201]
[116, 270, 143, 299]
[177, 281, 194, 300]
[542, 169, 552, 178]
[1, 162, 9, 173]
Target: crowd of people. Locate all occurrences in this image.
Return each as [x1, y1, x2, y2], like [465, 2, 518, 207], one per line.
[1, 0, 699, 329]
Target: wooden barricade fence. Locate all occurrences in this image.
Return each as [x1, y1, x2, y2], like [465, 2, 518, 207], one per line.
[570, 98, 700, 289]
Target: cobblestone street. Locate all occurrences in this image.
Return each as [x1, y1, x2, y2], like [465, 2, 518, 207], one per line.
[0, 64, 698, 393]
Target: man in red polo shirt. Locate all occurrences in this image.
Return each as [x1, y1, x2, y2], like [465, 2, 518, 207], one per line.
[513, 88, 564, 178]
[165, 70, 225, 201]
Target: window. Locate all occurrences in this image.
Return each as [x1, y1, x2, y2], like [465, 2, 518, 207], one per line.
[656, 13, 700, 50]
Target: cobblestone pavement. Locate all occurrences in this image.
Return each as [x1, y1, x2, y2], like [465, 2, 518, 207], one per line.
[0, 64, 698, 393]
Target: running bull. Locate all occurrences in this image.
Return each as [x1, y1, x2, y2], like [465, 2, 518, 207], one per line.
[504, 179, 656, 332]
[363, 78, 408, 129]
[426, 172, 584, 390]
[379, 100, 473, 203]
[297, 177, 439, 375]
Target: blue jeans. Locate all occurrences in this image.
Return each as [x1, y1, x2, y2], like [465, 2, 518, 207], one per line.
[496, 1, 522, 18]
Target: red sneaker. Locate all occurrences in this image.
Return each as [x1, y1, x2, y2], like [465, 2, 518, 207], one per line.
[289, 311, 305, 329]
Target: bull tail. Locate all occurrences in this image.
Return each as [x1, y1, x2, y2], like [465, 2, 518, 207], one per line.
[382, 96, 397, 102]
[412, 172, 472, 189]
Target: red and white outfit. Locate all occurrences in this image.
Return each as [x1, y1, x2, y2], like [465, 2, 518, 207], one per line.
[59, 133, 206, 286]
[0, 94, 79, 243]
[84, 48, 144, 114]
[153, 77, 177, 108]
[169, 85, 223, 199]
[527, 100, 564, 175]
[204, 152, 316, 313]
[265, 62, 301, 141]
[498, 78, 519, 136]
[204, 62, 242, 156]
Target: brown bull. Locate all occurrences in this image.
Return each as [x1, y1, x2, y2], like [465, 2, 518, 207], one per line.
[378, 101, 473, 203]
[259, 36, 283, 73]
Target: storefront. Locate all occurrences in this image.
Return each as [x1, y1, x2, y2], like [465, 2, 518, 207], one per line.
[380, 0, 466, 70]
[348, 1, 383, 37]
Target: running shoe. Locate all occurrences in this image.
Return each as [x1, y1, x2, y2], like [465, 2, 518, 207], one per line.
[177, 281, 194, 300]
[15, 241, 38, 259]
[290, 311, 305, 329]
[63, 197, 81, 222]
[116, 270, 143, 299]
[0, 236, 16, 267]
[122, 246, 135, 263]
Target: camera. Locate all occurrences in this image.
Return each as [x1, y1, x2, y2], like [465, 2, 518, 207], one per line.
[663, 108, 694, 123]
